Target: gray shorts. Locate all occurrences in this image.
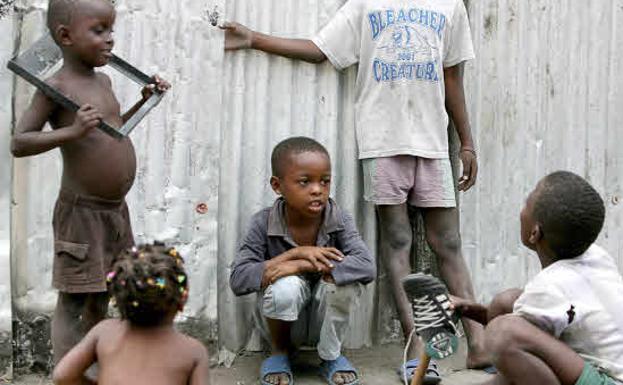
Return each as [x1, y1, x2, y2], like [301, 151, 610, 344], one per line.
[362, 155, 456, 207]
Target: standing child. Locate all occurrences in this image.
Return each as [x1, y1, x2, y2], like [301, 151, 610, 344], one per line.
[10, 0, 170, 370]
[52, 243, 210, 385]
[222, 0, 487, 381]
[230, 137, 376, 385]
[452, 171, 623, 385]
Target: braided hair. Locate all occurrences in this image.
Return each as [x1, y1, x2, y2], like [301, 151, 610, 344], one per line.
[107, 242, 189, 327]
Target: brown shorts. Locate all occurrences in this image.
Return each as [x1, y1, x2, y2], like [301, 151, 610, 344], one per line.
[52, 190, 134, 293]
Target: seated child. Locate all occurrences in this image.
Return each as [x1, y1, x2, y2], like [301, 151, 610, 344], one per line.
[452, 171, 623, 385]
[52, 243, 210, 385]
[229, 137, 376, 385]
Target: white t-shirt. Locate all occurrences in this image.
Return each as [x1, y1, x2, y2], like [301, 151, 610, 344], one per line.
[514, 245, 623, 381]
[312, 0, 475, 160]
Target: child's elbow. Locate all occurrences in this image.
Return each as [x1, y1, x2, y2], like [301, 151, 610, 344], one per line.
[52, 366, 82, 385]
[363, 255, 377, 283]
[51, 368, 71, 385]
[309, 53, 327, 64]
[229, 271, 247, 297]
[10, 137, 27, 158]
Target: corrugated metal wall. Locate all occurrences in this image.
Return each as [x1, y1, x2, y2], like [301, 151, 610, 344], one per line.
[0, 10, 15, 371]
[462, 0, 623, 300]
[1, 0, 622, 361]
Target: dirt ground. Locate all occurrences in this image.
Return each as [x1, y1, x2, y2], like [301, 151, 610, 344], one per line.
[3, 339, 493, 385]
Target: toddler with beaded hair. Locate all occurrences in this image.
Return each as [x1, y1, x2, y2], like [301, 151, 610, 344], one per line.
[53, 242, 211, 385]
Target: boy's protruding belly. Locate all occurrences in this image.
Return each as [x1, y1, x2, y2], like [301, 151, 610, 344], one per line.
[60, 132, 137, 200]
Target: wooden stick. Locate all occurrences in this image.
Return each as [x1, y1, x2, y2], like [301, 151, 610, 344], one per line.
[411, 351, 431, 385]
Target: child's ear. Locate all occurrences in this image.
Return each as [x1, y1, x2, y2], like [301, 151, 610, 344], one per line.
[270, 176, 282, 195]
[528, 224, 543, 245]
[56, 25, 72, 46]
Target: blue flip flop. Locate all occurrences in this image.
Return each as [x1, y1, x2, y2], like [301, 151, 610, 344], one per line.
[397, 358, 441, 384]
[319, 355, 360, 385]
[483, 365, 498, 374]
[261, 355, 294, 385]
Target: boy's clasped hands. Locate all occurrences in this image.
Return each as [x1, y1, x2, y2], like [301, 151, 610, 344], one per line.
[263, 246, 344, 285]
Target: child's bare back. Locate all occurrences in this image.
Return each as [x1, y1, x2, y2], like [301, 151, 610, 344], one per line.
[74, 319, 208, 385]
[53, 243, 210, 385]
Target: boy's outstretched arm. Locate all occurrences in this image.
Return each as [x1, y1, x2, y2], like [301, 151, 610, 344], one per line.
[450, 295, 489, 325]
[450, 289, 524, 325]
[52, 322, 100, 385]
[221, 22, 327, 64]
[444, 63, 478, 191]
[11, 90, 100, 157]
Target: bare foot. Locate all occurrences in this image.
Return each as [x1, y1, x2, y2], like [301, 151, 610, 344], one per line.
[264, 372, 290, 385]
[466, 344, 493, 369]
[331, 370, 358, 385]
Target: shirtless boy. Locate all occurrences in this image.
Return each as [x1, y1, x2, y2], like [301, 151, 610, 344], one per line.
[10, 0, 170, 370]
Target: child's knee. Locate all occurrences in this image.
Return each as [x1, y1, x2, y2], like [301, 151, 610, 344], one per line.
[262, 276, 308, 321]
[426, 228, 461, 255]
[324, 282, 363, 312]
[381, 224, 412, 251]
[484, 314, 525, 356]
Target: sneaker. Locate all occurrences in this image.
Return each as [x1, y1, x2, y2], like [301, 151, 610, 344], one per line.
[401, 272, 459, 360]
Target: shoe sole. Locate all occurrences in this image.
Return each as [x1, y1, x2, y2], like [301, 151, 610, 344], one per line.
[401, 273, 459, 360]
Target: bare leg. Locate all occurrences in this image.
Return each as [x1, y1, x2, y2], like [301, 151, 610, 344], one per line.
[484, 315, 584, 385]
[266, 318, 293, 385]
[267, 318, 293, 355]
[377, 204, 424, 360]
[52, 292, 108, 384]
[422, 207, 489, 368]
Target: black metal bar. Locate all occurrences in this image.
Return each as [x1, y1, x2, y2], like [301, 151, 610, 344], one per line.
[109, 55, 154, 85]
[6, 33, 165, 140]
[7, 60, 124, 139]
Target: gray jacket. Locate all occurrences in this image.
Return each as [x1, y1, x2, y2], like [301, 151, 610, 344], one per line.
[230, 198, 376, 296]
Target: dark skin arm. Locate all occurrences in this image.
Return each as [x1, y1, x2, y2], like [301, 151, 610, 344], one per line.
[450, 295, 489, 325]
[451, 289, 523, 325]
[52, 323, 99, 385]
[121, 75, 171, 123]
[10, 90, 101, 158]
[444, 63, 478, 191]
[11, 73, 170, 156]
[261, 246, 343, 288]
[220, 22, 327, 64]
